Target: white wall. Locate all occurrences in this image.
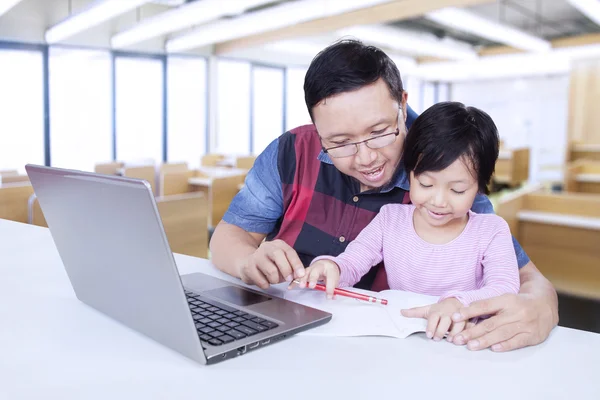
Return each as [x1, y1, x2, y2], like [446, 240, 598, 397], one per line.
[451, 74, 570, 183]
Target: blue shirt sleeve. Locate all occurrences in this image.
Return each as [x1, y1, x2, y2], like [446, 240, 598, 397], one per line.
[406, 104, 418, 129]
[471, 193, 530, 269]
[222, 138, 283, 233]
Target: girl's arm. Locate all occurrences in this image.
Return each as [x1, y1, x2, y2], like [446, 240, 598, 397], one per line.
[440, 218, 520, 305]
[312, 206, 389, 288]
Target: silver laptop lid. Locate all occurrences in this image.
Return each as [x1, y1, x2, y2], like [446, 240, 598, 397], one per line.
[26, 165, 206, 364]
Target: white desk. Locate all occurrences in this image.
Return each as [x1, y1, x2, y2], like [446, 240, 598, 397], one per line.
[1, 219, 600, 399]
[576, 173, 600, 183]
[518, 210, 600, 231]
[197, 166, 247, 178]
[187, 176, 212, 187]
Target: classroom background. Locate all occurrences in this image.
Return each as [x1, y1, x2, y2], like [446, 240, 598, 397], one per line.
[1, 0, 599, 333]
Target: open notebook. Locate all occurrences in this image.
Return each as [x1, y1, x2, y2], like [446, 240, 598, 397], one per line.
[266, 284, 439, 338]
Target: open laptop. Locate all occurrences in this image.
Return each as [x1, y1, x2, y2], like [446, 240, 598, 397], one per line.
[25, 164, 331, 365]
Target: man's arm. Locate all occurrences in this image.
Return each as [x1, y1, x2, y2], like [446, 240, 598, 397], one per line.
[452, 193, 558, 350]
[451, 261, 559, 351]
[210, 221, 267, 278]
[209, 137, 304, 288]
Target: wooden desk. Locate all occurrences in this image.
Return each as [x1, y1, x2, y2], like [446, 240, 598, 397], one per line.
[1, 219, 599, 399]
[188, 168, 247, 228]
[569, 143, 600, 162]
[565, 160, 600, 194]
[498, 190, 600, 300]
[493, 147, 529, 187]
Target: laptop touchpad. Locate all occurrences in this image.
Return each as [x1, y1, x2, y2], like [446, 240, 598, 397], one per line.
[203, 286, 271, 307]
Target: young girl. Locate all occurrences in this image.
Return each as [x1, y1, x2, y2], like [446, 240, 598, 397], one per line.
[292, 101, 519, 343]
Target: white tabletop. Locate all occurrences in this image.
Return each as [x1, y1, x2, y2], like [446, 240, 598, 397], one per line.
[518, 210, 600, 230]
[576, 173, 600, 183]
[187, 176, 212, 187]
[1, 219, 599, 399]
[197, 166, 248, 178]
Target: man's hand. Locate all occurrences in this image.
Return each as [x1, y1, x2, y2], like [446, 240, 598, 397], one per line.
[450, 292, 557, 352]
[238, 239, 305, 289]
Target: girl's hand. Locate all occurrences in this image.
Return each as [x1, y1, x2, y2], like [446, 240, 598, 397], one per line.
[402, 297, 466, 341]
[288, 260, 340, 299]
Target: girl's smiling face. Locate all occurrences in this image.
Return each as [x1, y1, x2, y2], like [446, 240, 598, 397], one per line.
[409, 157, 479, 228]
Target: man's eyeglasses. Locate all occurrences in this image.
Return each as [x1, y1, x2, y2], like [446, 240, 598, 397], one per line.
[322, 130, 400, 158]
[321, 108, 403, 158]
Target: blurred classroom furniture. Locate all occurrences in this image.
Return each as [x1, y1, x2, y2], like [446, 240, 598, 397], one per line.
[566, 59, 600, 164]
[0, 182, 34, 223]
[568, 143, 600, 162]
[497, 186, 600, 300]
[201, 154, 225, 167]
[493, 147, 530, 188]
[565, 160, 600, 194]
[94, 162, 124, 176]
[161, 165, 247, 229]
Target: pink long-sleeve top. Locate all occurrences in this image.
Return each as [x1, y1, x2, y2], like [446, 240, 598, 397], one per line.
[312, 204, 520, 305]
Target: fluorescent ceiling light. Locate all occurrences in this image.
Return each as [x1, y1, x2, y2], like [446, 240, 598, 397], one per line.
[112, 0, 274, 49]
[264, 40, 327, 58]
[45, 0, 151, 44]
[166, 0, 393, 53]
[426, 7, 551, 52]
[413, 43, 600, 81]
[567, 0, 600, 26]
[0, 0, 23, 18]
[339, 25, 478, 61]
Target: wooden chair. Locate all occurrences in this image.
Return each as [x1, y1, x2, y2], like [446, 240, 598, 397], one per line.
[122, 165, 157, 196]
[94, 162, 124, 176]
[210, 174, 246, 228]
[201, 154, 225, 167]
[156, 192, 209, 258]
[235, 156, 256, 170]
[1, 175, 30, 185]
[159, 162, 188, 175]
[0, 183, 34, 223]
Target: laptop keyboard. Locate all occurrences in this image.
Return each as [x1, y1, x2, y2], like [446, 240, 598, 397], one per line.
[185, 291, 279, 347]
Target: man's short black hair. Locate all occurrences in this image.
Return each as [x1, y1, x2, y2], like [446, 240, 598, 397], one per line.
[403, 101, 500, 195]
[304, 39, 404, 120]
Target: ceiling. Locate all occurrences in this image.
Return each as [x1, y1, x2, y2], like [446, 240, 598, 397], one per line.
[0, 0, 599, 72]
[393, 0, 600, 49]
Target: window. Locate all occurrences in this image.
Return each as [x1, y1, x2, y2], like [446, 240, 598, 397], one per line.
[216, 59, 251, 155]
[49, 47, 112, 172]
[0, 49, 44, 173]
[167, 56, 207, 168]
[115, 56, 164, 164]
[252, 66, 284, 155]
[285, 67, 310, 130]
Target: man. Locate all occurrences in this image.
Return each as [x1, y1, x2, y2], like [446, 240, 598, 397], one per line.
[210, 39, 558, 352]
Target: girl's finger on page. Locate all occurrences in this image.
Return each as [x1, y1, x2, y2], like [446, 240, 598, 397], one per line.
[435, 316, 452, 341]
[425, 314, 439, 339]
[401, 305, 430, 319]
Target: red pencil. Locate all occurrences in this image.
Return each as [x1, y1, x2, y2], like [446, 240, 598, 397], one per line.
[293, 280, 388, 305]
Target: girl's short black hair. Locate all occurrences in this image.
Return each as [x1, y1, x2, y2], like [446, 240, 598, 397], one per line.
[304, 39, 404, 120]
[403, 101, 499, 195]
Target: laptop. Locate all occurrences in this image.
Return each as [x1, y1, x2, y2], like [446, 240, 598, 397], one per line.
[25, 164, 331, 365]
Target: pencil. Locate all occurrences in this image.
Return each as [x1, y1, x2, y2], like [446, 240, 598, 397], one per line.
[292, 280, 388, 305]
